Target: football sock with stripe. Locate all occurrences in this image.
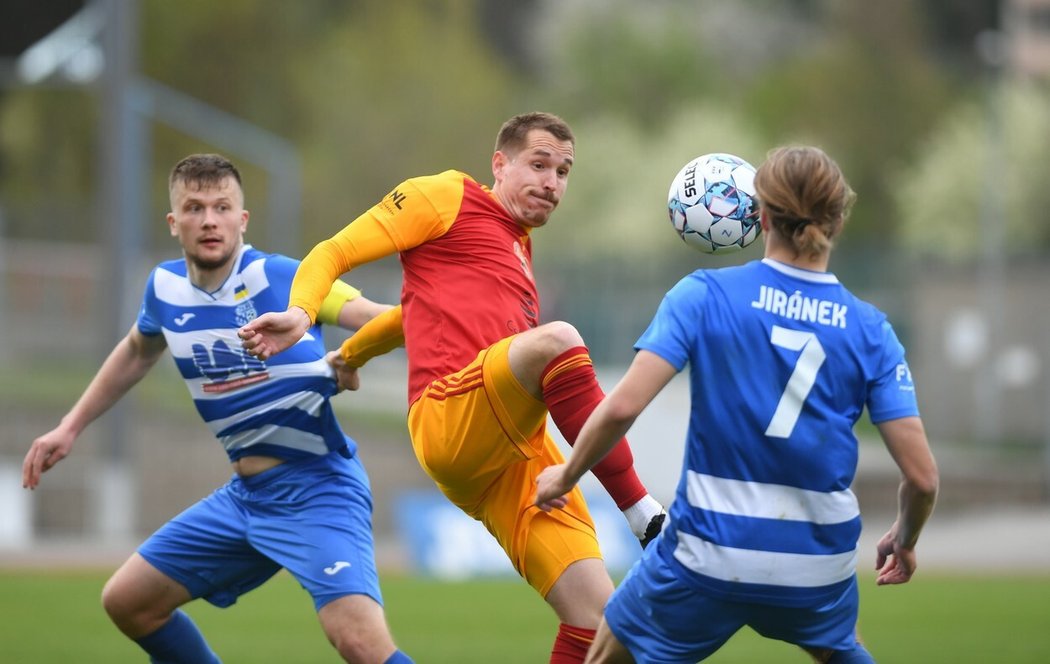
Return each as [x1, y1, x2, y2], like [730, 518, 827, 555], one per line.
[541, 347, 650, 514]
[134, 609, 221, 663]
[383, 650, 414, 663]
[550, 623, 596, 663]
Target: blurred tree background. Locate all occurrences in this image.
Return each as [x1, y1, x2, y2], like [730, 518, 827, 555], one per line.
[5, 0, 1042, 259]
[1, 0, 1048, 437]
[2, 0, 1049, 564]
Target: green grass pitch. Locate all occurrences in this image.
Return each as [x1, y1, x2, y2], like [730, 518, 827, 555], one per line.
[1, 570, 1048, 662]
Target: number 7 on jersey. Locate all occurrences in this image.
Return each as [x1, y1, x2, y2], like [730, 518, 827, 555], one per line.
[765, 325, 826, 439]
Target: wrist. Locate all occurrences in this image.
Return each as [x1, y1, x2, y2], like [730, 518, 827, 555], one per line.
[291, 306, 313, 328]
[894, 526, 919, 550]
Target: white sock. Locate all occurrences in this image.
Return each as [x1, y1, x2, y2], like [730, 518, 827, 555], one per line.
[622, 494, 665, 539]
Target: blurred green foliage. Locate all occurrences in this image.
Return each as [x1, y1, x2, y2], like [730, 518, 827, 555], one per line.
[894, 82, 1050, 259]
[1, 0, 1044, 261]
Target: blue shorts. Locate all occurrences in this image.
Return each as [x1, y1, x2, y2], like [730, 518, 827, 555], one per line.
[138, 451, 380, 612]
[604, 546, 859, 662]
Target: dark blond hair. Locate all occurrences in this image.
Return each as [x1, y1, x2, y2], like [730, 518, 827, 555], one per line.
[495, 112, 575, 154]
[754, 146, 855, 260]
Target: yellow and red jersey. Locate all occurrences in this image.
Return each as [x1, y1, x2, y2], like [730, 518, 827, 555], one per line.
[290, 169, 540, 403]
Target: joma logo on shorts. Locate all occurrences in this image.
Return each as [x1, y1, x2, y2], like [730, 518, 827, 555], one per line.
[324, 561, 351, 575]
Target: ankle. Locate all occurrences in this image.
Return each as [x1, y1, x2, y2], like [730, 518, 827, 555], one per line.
[622, 494, 665, 539]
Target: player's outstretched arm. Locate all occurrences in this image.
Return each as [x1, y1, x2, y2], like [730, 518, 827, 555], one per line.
[535, 350, 676, 510]
[339, 305, 404, 369]
[239, 307, 312, 360]
[22, 326, 166, 489]
[334, 295, 394, 333]
[534, 465, 574, 512]
[322, 292, 397, 392]
[874, 416, 939, 585]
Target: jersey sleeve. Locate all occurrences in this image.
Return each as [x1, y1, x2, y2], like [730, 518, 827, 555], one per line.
[866, 319, 921, 423]
[135, 268, 163, 336]
[289, 171, 467, 322]
[634, 272, 708, 372]
[339, 304, 404, 367]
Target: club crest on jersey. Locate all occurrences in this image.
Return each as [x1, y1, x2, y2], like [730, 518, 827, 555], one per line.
[235, 301, 258, 327]
[512, 240, 533, 280]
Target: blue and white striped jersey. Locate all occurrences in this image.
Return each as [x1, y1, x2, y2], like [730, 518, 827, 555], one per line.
[136, 245, 355, 462]
[638, 257, 919, 607]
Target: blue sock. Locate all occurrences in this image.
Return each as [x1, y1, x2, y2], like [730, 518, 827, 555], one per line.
[827, 643, 875, 663]
[134, 609, 221, 663]
[384, 650, 414, 663]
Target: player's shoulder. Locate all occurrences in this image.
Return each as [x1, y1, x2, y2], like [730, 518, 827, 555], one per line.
[692, 259, 763, 288]
[666, 268, 716, 305]
[242, 246, 295, 269]
[387, 170, 476, 222]
[403, 169, 473, 193]
[232, 244, 282, 262]
[850, 295, 890, 331]
[813, 276, 894, 340]
[824, 275, 886, 323]
[154, 256, 188, 278]
[241, 247, 299, 286]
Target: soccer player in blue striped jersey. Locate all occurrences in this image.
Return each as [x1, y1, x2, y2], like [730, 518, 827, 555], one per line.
[22, 154, 412, 664]
[536, 146, 939, 663]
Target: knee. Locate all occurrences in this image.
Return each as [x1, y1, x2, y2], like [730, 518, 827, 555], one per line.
[101, 575, 140, 633]
[100, 574, 130, 622]
[100, 574, 166, 637]
[327, 623, 393, 664]
[531, 321, 584, 356]
[320, 597, 397, 663]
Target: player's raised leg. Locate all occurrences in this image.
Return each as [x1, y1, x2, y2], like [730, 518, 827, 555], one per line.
[101, 553, 221, 663]
[508, 321, 665, 545]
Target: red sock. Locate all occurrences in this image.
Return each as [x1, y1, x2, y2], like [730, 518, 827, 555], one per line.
[550, 623, 596, 663]
[541, 347, 647, 510]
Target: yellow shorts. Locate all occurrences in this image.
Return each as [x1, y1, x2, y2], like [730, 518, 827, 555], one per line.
[407, 335, 601, 597]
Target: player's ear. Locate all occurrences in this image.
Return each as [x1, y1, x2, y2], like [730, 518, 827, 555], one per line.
[492, 150, 507, 181]
[166, 212, 178, 237]
[241, 209, 249, 233]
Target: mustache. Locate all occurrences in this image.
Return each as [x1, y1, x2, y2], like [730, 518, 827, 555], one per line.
[535, 189, 559, 205]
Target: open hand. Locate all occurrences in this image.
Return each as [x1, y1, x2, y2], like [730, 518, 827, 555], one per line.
[239, 307, 311, 360]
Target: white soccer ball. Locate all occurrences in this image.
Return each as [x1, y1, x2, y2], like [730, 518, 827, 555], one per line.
[667, 153, 761, 254]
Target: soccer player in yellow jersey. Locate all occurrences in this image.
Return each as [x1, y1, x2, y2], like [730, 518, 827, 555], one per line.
[239, 112, 665, 662]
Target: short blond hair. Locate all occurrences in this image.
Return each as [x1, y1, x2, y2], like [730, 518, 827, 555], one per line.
[169, 153, 243, 199]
